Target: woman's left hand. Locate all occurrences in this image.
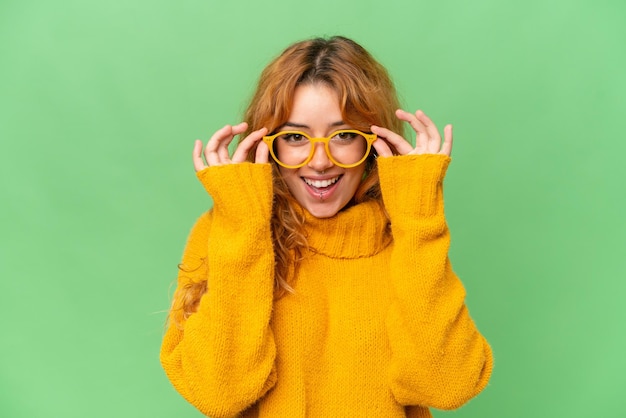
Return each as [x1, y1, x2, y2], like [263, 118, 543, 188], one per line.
[371, 109, 453, 157]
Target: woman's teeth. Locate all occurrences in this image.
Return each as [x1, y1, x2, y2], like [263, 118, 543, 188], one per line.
[303, 176, 340, 188]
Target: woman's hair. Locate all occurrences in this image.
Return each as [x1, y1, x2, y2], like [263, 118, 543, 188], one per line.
[171, 36, 403, 328]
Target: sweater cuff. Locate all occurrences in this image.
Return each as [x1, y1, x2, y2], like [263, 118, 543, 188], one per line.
[196, 163, 274, 221]
[377, 154, 451, 219]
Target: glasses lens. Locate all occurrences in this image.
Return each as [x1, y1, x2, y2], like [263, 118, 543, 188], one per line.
[328, 131, 368, 166]
[273, 132, 312, 167]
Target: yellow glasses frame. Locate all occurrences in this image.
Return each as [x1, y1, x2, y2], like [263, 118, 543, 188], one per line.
[262, 129, 377, 169]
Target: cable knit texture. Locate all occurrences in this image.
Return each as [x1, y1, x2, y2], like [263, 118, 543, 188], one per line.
[160, 156, 493, 417]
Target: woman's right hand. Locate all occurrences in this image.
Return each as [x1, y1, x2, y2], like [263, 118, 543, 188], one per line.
[193, 122, 270, 172]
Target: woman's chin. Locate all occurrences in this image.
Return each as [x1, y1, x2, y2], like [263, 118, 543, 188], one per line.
[301, 201, 345, 219]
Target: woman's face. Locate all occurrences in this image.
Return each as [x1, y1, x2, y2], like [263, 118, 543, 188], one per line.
[277, 83, 367, 218]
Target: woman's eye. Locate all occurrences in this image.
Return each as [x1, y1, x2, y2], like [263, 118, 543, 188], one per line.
[280, 133, 306, 142]
[335, 132, 357, 141]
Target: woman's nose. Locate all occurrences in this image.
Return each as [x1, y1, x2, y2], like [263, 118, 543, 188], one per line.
[307, 142, 334, 172]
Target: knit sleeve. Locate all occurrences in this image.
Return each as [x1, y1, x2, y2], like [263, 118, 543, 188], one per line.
[160, 163, 277, 418]
[377, 154, 493, 410]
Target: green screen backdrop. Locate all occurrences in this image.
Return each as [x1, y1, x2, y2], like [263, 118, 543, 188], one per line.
[1, 0, 625, 417]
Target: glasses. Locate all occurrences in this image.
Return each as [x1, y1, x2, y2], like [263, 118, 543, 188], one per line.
[262, 129, 377, 169]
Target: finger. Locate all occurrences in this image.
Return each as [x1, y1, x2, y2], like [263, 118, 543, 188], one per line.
[205, 125, 232, 166]
[192, 139, 207, 172]
[221, 122, 249, 162]
[216, 123, 243, 162]
[395, 109, 430, 151]
[370, 125, 414, 155]
[396, 109, 428, 135]
[231, 127, 269, 163]
[415, 110, 444, 154]
[205, 138, 222, 167]
[371, 132, 394, 157]
[231, 121, 249, 135]
[205, 123, 248, 166]
[414, 110, 442, 142]
[440, 124, 453, 156]
[255, 140, 269, 164]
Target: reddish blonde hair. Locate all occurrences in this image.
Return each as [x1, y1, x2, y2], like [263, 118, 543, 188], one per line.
[243, 36, 403, 136]
[173, 36, 403, 326]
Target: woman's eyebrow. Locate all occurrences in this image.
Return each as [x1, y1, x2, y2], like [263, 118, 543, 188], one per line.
[283, 121, 346, 129]
[283, 122, 309, 129]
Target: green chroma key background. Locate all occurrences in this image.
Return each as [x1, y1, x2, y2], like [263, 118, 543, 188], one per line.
[1, 0, 624, 417]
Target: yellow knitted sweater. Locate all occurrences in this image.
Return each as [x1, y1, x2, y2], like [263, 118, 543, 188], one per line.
[161, 154, 493, 417]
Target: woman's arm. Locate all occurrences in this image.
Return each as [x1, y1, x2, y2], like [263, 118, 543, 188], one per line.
[161, 124, 276, 418]
[372, 111, 492, 409]
[378, 154, 493, 410]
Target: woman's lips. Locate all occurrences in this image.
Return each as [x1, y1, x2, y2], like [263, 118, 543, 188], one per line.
[302, 175, 342, 200]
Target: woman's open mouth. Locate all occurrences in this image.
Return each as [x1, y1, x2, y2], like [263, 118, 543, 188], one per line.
[302, 175, 342, 199]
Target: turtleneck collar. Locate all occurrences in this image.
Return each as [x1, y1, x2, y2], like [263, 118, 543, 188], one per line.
[302, 200, 392, 259]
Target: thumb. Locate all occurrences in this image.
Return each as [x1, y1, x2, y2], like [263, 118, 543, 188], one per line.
[255, 140, 270, 164]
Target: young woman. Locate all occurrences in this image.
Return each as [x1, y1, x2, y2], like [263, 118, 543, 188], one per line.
[161, 36, 493, 417]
